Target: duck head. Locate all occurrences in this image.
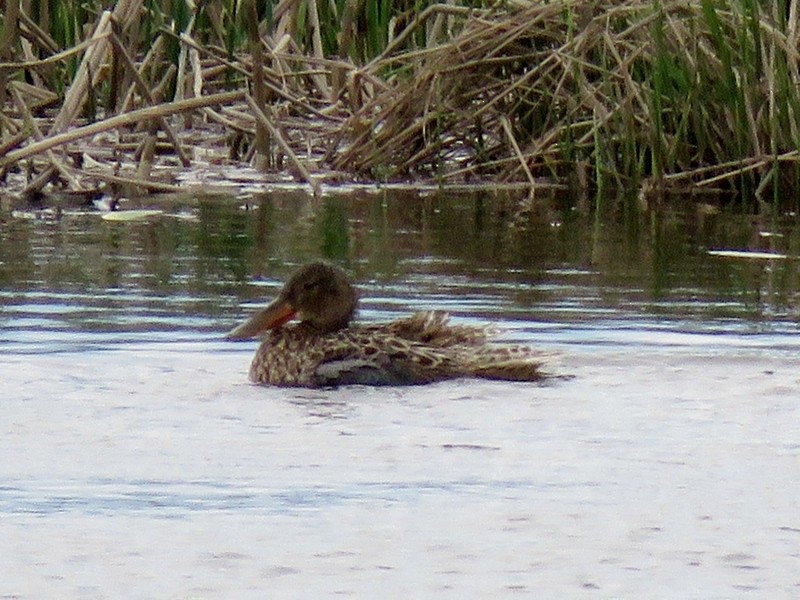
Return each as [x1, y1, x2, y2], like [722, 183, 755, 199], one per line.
[226, 261, 358, 339]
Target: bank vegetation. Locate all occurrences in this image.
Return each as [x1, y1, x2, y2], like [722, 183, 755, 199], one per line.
[1, 0, 799, 207]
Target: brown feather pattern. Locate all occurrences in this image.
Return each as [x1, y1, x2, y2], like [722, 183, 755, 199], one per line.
[248, 310, 548, 387]
[228, 262, 553, 387]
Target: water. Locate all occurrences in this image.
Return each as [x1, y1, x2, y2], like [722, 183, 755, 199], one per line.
[1, 190, 799, 597]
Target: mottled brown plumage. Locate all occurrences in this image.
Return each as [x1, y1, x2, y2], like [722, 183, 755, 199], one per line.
[227, 262, 550, 387]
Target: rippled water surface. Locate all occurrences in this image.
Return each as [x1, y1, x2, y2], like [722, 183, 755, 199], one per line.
[2, 190, 799, 597]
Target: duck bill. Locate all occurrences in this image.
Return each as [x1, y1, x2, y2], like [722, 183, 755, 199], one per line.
[225, 299, 296, 340]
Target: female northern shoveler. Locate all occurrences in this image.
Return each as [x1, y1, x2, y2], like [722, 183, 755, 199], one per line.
[226, 261, 550, 387]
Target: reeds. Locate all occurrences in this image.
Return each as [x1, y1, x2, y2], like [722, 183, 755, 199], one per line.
[342, 0, 800, 200]
[1, 0, 800, 205]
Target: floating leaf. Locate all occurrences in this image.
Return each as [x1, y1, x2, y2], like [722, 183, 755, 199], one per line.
[101, 210, 164, 222]
[707, 249, 788, 260]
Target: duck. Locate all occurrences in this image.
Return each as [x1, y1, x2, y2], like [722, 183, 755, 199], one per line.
[226, 261, 550, 387]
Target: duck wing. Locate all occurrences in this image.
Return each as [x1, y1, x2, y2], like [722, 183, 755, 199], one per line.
[310, 324, 460, 387]
[312, 354, 445, 387]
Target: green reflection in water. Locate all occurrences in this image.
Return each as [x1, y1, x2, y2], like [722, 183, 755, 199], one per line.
[317, 196, 351, 262]
[1, 190, 800, 325]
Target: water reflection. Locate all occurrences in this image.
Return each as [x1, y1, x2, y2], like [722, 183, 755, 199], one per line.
[2, 189, 800, 346]
[3, 191, 797, 599]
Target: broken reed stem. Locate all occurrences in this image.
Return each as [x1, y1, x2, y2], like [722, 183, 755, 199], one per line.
[9, 83, 83, 192]
[0, 0, 20, 110]
[109, 33, 191, 167]
[245, 94, 320, 195]
[0, 129, 26, 156]
[17, 8, 60, 55]
[367, 3, 478, 68]
[50, 10, 115, 133]
[305, 0, 330, 100]
[0, 90, 246, 168]
[246, 0, 271, 168]
[170, 29, 330, 120]
[83, 169, 182, 193]
[500, 115, 536, 190]
[135, 128, 157, 180]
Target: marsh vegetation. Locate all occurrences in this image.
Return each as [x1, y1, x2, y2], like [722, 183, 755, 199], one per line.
[2, 0, 800, 208]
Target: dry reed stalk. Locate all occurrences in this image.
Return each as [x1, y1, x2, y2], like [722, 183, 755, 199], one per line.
[51, 0, 141, 134]
[0, 90, 246, 168]
[244, 0, 271, 168]
[0, 0, 20, 111]
[9, 82, 82, 192]
[3, 81, 59, 112]
[500, 115, 535, 189]
[51, 11, 112, 133]
[135, 129, 157, 180]
[174, 4, 198, 105]
[109, 34, 190, 167]
[245, 94, 320, 195]
[0, 35, 104, 71]
[305, 0, 331, 100]
[202, 106, 251, 134]
[172, 30, 328, 119]
[366, 4, 477, 68]
[0, 129, 26, 156]
[273, 2, 303, 92]
[151, 64, 178, 104]
[82, 170, 182, 193]
[333, 0, 358, 100]
[119, 35, 167, 111]
[18, 10, 60, 56]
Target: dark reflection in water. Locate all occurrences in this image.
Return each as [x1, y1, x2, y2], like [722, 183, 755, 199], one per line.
[2, 189, 800, 350]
